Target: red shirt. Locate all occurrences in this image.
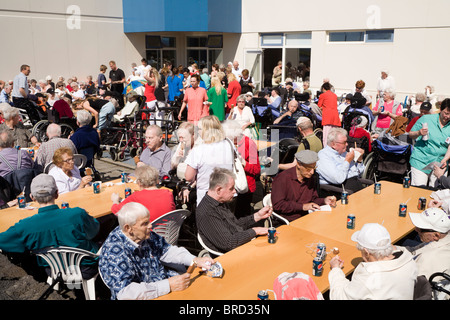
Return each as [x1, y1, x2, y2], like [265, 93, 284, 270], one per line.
[144, 84, 156, 102]
[406, 116, 420, 132]
[53, 99, 74, 118]
[318, 90, 341, 127]
[111, 188, 176, 222]
[237, 135, 260, 193]
[226, 80, 241, 113]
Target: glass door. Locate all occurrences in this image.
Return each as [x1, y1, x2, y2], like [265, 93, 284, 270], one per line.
[244, 49, 263, 91]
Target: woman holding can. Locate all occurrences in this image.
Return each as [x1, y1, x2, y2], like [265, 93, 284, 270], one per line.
[48, 147, 92, 194]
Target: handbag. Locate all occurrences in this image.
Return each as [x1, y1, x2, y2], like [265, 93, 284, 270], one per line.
[225, 138, 248, 194]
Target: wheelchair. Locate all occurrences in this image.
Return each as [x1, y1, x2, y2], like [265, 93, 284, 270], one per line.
[99, 95, 145, 162]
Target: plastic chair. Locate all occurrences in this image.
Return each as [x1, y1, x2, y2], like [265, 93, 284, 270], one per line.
[32, 246, 99, 300]
[262, 194, 290, 225]
[197, 233, 224, 258]
[150, 209, 191, 245]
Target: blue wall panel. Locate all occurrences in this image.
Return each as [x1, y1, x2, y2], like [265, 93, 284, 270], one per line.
[123, 0, 241, 33]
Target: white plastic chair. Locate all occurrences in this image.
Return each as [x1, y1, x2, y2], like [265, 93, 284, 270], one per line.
[197, 233, 224, 257]
[262, 194, 290, 225]
[73, 154, 87, 171]
[150, 209, 191, 245]
[32, 246, 99, 300]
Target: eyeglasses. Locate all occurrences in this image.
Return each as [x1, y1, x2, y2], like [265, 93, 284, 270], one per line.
[237, 101, 246, 103]
[62, 157, 74, 163]
[335, 140, 348, 145]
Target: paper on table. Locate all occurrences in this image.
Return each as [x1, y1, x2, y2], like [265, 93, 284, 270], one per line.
[308, 204, 332, 214]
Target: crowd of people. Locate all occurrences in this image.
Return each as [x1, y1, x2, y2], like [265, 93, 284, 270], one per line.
[0, 59, 448, 301]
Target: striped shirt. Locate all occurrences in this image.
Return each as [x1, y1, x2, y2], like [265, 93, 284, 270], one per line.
[196, 193, 257, 253]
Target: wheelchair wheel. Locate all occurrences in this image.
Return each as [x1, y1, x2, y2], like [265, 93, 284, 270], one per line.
[60, 123, 74, 139]
[362, 152, 377, 180]
[32, 120, 49, 142]
[109, 148, 118, 161]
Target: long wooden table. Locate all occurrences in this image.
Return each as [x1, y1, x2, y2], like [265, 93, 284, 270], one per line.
[0, 178, 139, 233]
[158, 225, 361, 299]
[290, 181, 433, 246]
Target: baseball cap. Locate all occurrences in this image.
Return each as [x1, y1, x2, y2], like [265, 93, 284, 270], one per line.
[409, 208, 450, 233]
[351, 223, 392, 250]
[30, 174, 58, 197]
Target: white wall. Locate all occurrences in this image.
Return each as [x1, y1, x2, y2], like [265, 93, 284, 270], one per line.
[0, 0, 141, 83]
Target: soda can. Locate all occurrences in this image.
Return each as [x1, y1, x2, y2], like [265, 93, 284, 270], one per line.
[312, 257, 323, 277]
[374, 183, 381, 194]
[268, 227, 276, 244]
[341, 192, 348, 205]
[417, 197, 426, 211]
[347, 214, 355, 229]
[15, 145, 20, 150]
[125, 188, 132, 198]
[316, 242, 327, 261]
[61, 202, 69, 209]
[257, 290, 269, 300]
[121, 172, 128, 184]
[18, 195, 26, 208]
[403, 176, 410, 188]
[93, 182, 101, 194]
[399, 203, 407, 217]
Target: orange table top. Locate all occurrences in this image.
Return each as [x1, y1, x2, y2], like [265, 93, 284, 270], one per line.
[158, 225, 361, 300]
[289, 180, 432, 246]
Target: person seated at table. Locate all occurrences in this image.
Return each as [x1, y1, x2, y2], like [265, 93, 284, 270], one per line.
[328, 223, 418, 300]
[196, 167, 273, 254]
[0, 106, 39, 148]
[69, 110, 100, 165]
[34, 123, 78, 171]
[406, 208, 450, 297]
[0, 129, 35, 177]
[48, 147, 92, 194]
[271, 150, 336, 222]
[110, 165, 175, 220]
[316, 127, 365, 192]
[272, 100, 303, 139]
[278, 117, 323, 171]
[0, 174, 100, 280]
[99, 202, 215, 300]
[137, 125, 172, 178]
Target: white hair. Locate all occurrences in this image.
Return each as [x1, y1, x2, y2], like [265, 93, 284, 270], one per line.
[356, 241, 393, 260]
[46, 123, 61, 138]
[117, 202, 150, 230]
[222, 120, 243, 140]
[327, 127, 347, 146]
[77, 109, 92, 126]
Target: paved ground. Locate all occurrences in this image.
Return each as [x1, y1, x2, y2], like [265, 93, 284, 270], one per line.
[0, 154, 135, 300]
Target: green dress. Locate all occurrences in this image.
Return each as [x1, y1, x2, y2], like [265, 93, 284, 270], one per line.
[207, 87, 228, 121]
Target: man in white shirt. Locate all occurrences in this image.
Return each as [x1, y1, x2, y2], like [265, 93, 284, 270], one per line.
[231, 60, 242, 81]
[328, 223, 418, 300]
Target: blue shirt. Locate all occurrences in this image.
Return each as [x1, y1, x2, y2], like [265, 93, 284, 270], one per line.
[410, 113, 450, 173]
[316, 145, 365, 185]
[167, 74, 183, 102]
[99, 227, 193, 300]
[0, 204, 99, 265]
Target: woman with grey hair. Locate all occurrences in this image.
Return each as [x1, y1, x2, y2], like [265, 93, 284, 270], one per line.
[227, 94, 255, 138]
[328, 223, 417, 300]
[110, 164, 175, 221]
[372, 88, 403, 134]
[223, 120, 260, 217]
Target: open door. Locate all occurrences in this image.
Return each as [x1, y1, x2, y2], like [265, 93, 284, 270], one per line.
[244, 49, 263, 91]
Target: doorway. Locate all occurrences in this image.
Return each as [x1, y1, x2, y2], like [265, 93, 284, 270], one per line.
[262, 48, 282, 89]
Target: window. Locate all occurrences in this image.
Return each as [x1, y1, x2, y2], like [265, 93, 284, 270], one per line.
[329, 30, 394, 43]
[261, 34, 283, 46]
[285, 33, 312, 47]
[146, 36, 162, 48]
[366, 29, 394, 42]
[329, 32, 365, 42]
[207, 35, 223, 48]
[145, 36, 176, 69]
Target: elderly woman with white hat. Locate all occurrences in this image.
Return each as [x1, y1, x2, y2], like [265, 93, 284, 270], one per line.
[328, 223, 418, 300]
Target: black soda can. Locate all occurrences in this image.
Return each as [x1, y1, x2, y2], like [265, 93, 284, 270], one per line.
[403, 176, 410, 188]
[399, 203, 407, 217]
[417, 197, 426, 210]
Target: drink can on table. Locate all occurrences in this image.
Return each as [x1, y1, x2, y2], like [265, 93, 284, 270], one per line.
[417, 197, 426, 210]
[341, 192, 348, 204]
[399, 203, 407, 217]
[61, 202, 69, 209]
[18, 195, 26, 208]
[403, 176, 410, 188]
[347, 214, 355, 229]
[316, 242, 327, 261]
[312, 257, 323, 277]
[374, 183, 381, 194]
[93, 182, 101, 194]
[28, 149, 34, 158]
[121, 172, 128, 183]
[125, 188, 132, 198]
[268, 227, 276, 244]
[257, 290, 269, 300]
